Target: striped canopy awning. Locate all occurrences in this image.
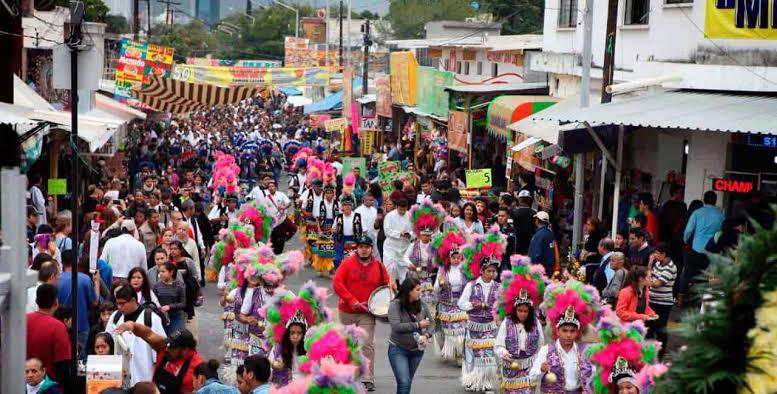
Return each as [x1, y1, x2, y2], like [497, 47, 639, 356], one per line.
[135, 75, 265, 114]
[486, 95, 560, 141]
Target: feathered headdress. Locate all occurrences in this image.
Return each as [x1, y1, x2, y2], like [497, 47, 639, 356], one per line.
[282, 139, 301, 158]
[238, 200, 274, 243]
[270, 359, 366, 394]
[229, 244, 283, 289]
[210, 222, 256, 274]
[291, 147, 314, 172]
[541, 279, 600, 339]
[342, 173, 356, 198]
[462, 224, 507, 280]
[587, 307, 667, 394]
[431, 225, 467, 268]
[258, 138, 274, 156]
[211, 151, 241, 195]
[409, 198, 446, 237]
[274, 250, 304, 279]
[497, 255, 547, 320]
[298, 322, 369, 378]
[305, 157, 327, 188]
[263, 280, 331, 346]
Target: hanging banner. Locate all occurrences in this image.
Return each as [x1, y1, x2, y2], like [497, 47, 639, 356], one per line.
[417, 66, 454, 117]
[343, 157, 367, 176]
[704, 0, 777, 39]
[284, 36, 318, 67]
[376, 76, 392, 118]
[48, 178, 67, 195]
[309, 114, 331, 127]
[114, 39, 175, 105]
[343, 68, 353, 121]
[360, 130, 375, 155]
[171, 64, 331, 86]
[324, 118, 347, 133]
[186, 57, 281, 67]
[144, 43, 175, 84]
[448, 110, 469, 154]
[390, 52, 418, 106]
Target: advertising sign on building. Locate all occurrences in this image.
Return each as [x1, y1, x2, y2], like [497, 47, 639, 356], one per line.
[705, 0, 777, 39]
[375, 76, 392, 118]
[114, 39, 175, 105]
[284, 37, 318, 67]
[390, 52, 418, 106]
[447, 110, 469, 153]
[302, 17, 327, 43]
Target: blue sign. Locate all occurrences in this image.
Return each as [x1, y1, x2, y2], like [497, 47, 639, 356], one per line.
[747, 134, 777, 148]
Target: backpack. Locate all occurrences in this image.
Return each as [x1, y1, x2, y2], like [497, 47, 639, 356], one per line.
[113, 306, 165, 328]
[143, 300, 170, 327]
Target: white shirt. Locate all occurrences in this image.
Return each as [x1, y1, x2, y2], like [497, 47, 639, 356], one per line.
[104, 190, 120, 202]
[26, 282, 40, 313]
[402, 240, 432, 269]
[105, 309, 167, 386]
[494, 319, 545, 358]
[434, 264, 466, 293]
[416, 192, 430, 205]
[299, 190, 324, 217]
[355, 205, 378, 239]
[241, 287, 257, 315]
[100, 234, 147, 278]
[30, 185, 47, 225]
[529, 340, 581, 390]
[248, 186, 267, 201]
[332, 161, 343, 176]
[340, 212, 355, 236]
[457, 277, 497, 311]
[321, 199, 336, 220]
[382, 210, 414, 281]
[260, 191, 291, 227]
[207, 205, 239, 221]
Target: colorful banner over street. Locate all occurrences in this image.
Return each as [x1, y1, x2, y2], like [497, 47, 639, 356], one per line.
[171, 64, 330, 86]
[376, 76, 392, 118]
[704, 0, 777, 39]
[186, 57, 281, 67]
[144, 44, 175, 84]
[448, 110, 469, 154]
[486, 96, 559, 141]
[114, 38, 174, 105]
[390, 52, 418, 106]
[324, 118, 347, 133]
[416, 66, 453, 117]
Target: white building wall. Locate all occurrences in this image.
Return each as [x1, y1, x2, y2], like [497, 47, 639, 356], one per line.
[439, 47, 538, 84]
[685, 132, 730, 205]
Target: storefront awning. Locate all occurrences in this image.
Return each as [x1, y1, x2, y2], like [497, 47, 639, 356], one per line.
[29, 110, 121, 152]
[508, 95, 599, 146]
[401, 106, 447, 122]
[534, 90, 777, 135]
[95, 94, 147, 122]
[486, 95, 560, 141]
[277, 86, 303, 96]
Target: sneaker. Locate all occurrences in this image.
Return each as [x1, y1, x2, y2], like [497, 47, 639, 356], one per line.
[195, 295, 204, 307]
[363, 382, 375, 392]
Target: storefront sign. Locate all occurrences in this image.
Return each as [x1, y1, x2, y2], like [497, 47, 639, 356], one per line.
[466, 169, 492, 188]
[144, 44, 175, 84]
[705, 0, 777, 39]
[114, 39, 174, 104]
[416, 66, 453, 117]
[448, 110, 469, 154]
[343, 157, 367, 176]
[360, 131, 375, 155]
[746, 134, 777, 148]
[48, 178, 67, 195]
[309, 114, 330, 128]
[361, 117, 378, 130]
[324, 118, 347, 133]
[713, 178, 755, 193]
[376, 76, 392, 118]
[171, 64, 331, 86]
[302, 18, 327, 43]
[390, 52, 418, 106]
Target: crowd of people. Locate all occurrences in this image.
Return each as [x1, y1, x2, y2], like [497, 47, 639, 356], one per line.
[20, 84, 763, 394]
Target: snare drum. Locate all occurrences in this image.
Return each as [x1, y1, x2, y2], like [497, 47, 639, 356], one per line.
[367, 285, 392, 318]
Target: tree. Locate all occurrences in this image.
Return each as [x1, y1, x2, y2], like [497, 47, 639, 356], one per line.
[148, 20, 219, 62]
[481, 0, 545, 34]
[51, 0, 110, 22]
[104, 14, 131, 34]
[384, 0, 475, 39]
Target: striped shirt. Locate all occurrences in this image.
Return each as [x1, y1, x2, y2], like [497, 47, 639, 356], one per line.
[650, 260, 677, 305]
[153, 281, 186, 315]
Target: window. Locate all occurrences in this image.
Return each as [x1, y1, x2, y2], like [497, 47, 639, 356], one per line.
[492, 63, 498, 77]
[464, 62, 470, 75]
[456, 61, 462, 74]
[558, 0, 578, 28]
[477, 61, 483, 75]
[665, 0, 691, 5]
[624, 0, 650, 24]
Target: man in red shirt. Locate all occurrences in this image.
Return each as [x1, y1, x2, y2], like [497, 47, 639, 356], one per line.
[333, 235, 393, 392]
[113, 323, 203, 394]
[26, 284, 71, 388]
[638, 192, 659, 243]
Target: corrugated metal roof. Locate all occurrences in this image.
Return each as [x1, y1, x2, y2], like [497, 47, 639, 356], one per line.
[445, 82, 547, 94]
[535, 90, 777, 135]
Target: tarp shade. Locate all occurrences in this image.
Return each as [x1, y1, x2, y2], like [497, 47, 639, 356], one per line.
[486, 95, 560, 141]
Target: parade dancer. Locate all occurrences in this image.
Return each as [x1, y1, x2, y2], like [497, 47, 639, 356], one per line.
[432, 228, 469, 364]
[333, 194, 362, 270]
[300, 178, 324, 262]
[494, 255, 548, 394]
[263, 281, 330, 387]
[312, 180, 338, 277]
[587, 307, 667, 394]
[405, 198, 446, 316]
[458, 256, 501, 392]
[530, 280, 601, 393]
[383, 197, 414, 285]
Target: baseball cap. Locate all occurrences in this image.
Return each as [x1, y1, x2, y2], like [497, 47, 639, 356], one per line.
[167, 329, 197, 349]
[518, 190, 532, 199]
[534, 211, 550, 223]
[356, 235, 373, 246]
[120, 219, 137, 232]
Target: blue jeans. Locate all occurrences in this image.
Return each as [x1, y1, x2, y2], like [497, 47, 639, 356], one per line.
[165, 312, 186, 335]
[77, 331, 89, 361]
[387, 343, 424, 394]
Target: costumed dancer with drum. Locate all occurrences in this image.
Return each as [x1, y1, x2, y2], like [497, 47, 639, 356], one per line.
[457, 225, 508, 392]
[333, 194, 363, 270]
[404, 198, 446, 317]
[529, 280, 600, 394]
[263, 280, 330, 387]
[333, 235, 393, 392]
[431, 227, 469, 365]
[312, 178, 338, 277]
[587, 307, 667, 394]
[494, 255, 548, 394]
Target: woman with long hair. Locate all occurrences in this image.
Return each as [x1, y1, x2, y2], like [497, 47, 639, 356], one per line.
[616, 266, 658, 323]
[53, 210, 73, 253]
[128, 267, 160, 307]
[168, 240, 199, 320]
[388, 277, 435, 394]
[454, 202, 484, 235]
[158, 228, 175, 254]
[153, 261, 186, 335]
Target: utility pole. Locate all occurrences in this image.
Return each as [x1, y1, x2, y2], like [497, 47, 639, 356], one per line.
[68, 0, 84, 378]
[572, 0, 595, 251]
[338, 0, 343, 67]
[133, 0, 140, 40]
[601, 0, 619, 104]
[246, 0, 252, 15]
[361, 19, 370, 96]
[0, 0, 22, 103]
[146, 0, 152, 33]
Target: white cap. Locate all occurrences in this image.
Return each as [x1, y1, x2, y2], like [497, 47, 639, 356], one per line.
[518, 190, 532, 198]
[534, 211, 550, 222]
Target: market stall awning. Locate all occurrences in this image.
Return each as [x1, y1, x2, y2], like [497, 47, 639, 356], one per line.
[14, 75, 56, 111]
[29, 109, 121, 152]
[534, 90, 777, 135]
[486, 95, 560, 141]
[287, 95, 313, 107]
[401, 106, 447, 122]
[277, 86, 303, 96]
[136, 75, 265, 114]
[95, 93, 147, 121]
[508, 95, 600, 148]
[304, 78, 363, 114]
[0, 102, 40, 128]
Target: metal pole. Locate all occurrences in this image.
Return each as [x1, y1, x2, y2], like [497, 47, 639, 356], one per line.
[325, 0, 330, 67]
[362, 19, 369, 96]
[598, 153, 606, 219]
[1, 169, 28, 393]
[338, 0, 343, 67]
[611, 125, 624, 237]
[133, 0, 140, 40]
[295, 9, 299, 37]
[572, 0, 594, 249]
[69, 20, 81, 369]
[347, 0, 352, 71]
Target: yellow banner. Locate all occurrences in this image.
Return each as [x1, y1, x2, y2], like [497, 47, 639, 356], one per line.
[324, 118, 347, 133]
[705, 0, 777, 39]
[390, 52, 418, 106]
[171, 64, 331, 86]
